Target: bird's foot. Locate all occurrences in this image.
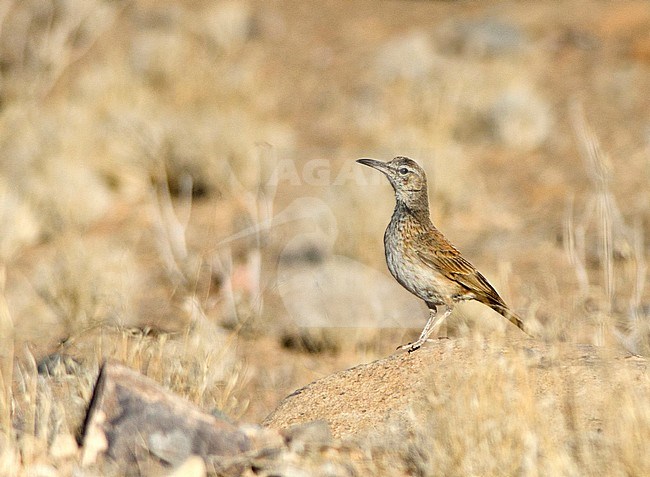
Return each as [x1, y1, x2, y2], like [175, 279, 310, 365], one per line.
[397, 338, 434, 353]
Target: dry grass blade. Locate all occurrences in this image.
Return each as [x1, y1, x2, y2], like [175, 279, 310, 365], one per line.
[0, 267, 14, 435]
[563, 194, 589, 296]
[570, 101, 614, 307]
[569, 100, 634, 346]
[615, 222, 649, 355]
[150, 169, 194, 288]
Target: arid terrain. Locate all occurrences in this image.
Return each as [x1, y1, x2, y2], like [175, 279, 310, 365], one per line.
[1, 0, 650, 475]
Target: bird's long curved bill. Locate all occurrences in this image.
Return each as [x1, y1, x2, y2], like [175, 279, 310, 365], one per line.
[356, 158, 391, 174]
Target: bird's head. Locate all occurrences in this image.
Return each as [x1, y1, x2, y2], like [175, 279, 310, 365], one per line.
[356, 156, 429, 210]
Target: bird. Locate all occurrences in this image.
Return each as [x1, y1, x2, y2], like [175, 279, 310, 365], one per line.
[356, 156, 530, 352]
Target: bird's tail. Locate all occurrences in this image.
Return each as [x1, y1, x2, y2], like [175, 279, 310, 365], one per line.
[489, 302, 532, 337]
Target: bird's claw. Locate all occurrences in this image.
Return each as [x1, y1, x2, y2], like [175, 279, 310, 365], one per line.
[397, 341, 422, 353]
[397, 338, 438, 353]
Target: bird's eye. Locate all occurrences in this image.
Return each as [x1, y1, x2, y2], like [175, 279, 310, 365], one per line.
[398, 167, 409, 175]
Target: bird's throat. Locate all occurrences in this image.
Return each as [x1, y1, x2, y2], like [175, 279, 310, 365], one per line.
[395, 197, 430, 224]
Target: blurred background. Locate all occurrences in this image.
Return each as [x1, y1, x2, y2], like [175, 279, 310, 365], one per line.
[0, 0, 649, 428]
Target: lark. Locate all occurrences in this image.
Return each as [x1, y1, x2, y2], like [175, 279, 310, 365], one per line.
[357, 156, 530, 352]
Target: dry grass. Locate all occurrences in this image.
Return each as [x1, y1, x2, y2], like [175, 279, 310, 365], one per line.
[358, 345, 650, 477]
[0, 0, 649, 474]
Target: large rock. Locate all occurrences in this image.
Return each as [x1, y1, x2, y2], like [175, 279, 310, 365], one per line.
[264, 339, 650, 474]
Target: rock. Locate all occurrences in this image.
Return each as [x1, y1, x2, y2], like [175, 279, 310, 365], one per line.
[263, 340, 650, 473]
[81, 361, 250, 470]
[278, 256, 424, 329]
[437, 19, 528, 57]
[202, 1, 253, 51]
[374, 31, 437, 81]
[264, 343, 438, 438]
[489, 86, 553, 150]
[263, 339, 648, 441]
[76, 342, 650, 475]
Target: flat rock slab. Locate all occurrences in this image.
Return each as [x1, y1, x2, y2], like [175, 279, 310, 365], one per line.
[82, 361, 251, 473]
[263, 339, 649, 439]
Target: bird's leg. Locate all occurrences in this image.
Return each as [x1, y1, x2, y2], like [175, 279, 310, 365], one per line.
[398, 305, 453, 353]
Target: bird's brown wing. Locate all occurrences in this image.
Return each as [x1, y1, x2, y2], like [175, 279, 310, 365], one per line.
[413, 228, 530, 336]
[413, 230, 507, 307]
